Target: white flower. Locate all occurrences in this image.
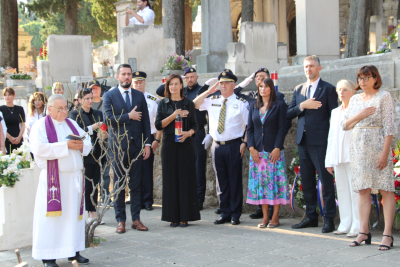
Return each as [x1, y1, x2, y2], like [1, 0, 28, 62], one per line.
[3, 169, 9, 175]
[10, 154, 16, 160]
[394, 168, 400, 176]
[395, 162, 400, 167]
[1, 156, 8, 162]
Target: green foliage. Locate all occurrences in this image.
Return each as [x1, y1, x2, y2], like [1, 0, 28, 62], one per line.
[383, 32, 398, 44]
[11, 74, 32, 80]
[85, 0, 117, 37]
[19, 21, 46, 49]
[153, 0, 162, 25]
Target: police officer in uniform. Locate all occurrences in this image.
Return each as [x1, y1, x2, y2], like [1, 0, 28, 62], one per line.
[156, 68, 218, 210]
[194, 69, 249, 225]
[131, 71, 162, 211]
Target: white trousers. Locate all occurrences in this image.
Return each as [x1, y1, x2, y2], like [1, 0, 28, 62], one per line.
[334, 163, 360, 233]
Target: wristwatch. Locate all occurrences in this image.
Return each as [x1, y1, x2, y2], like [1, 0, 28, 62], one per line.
[242, 142, 247, 146]
[155, 139, 161, 143]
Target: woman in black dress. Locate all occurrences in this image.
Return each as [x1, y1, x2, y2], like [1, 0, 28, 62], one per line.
[155, 74, 200, 227]
[69, 88, 105, 224]
[0, 87, 25, 154]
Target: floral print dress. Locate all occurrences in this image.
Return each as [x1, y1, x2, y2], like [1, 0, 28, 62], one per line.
[246, 110, 290, 205]
[341, 90, 397, 192]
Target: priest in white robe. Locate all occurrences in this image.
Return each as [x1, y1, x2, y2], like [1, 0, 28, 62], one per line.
[30, 94, 92, 267]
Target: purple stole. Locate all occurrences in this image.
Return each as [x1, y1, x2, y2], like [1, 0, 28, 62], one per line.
[45, 115, 85, 220]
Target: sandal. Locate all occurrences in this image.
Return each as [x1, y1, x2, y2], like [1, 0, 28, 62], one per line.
[378, 235, 394, 251]
[349, 232, 371, 247]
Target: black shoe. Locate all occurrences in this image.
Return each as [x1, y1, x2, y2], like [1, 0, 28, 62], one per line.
[350, 232, 372, 247]
[214, 217, 230, 224]
[249, 209, 263, 219]
[291, 217, 318, 229]
[68, 252, 90, 265]
[170, 222, 179, 227]
[145, 205, 153, 211]
[43, 260, 58, 267]
[215, 208, 221, 214]
[180, 222, 188, 227]
[198, 202, 203, 211]
[231, 217, 240, 225]
[141, 204, 146, 209]
[322, 219, 335, 233]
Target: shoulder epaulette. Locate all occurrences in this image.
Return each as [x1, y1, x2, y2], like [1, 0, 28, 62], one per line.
[211, 95, 221, 99]
[147, 95, 157, 102]
[236, 96, 247, 103]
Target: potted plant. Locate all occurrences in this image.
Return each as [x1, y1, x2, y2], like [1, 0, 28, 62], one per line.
[160, 53, 193, 75]
[98, 59, 110, 77]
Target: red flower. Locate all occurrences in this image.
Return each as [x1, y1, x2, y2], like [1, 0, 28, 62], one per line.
[300, 184, 303, 191]
[392, 149, 395, 157]
[395, 195, 400, 203]
[395, 180, 400, 188]
[294, 166, 300, 174]
[393, 158, 398, 164]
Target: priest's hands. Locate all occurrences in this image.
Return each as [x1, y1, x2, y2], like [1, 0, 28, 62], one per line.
[143, 146, 151, 160]
[129, 106, 142, 121]
[68, 140, 84, 151]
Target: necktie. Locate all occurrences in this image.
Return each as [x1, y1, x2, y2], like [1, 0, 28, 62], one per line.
[306, 85, 312, 99]
[217, 99, 227, 134]
[124, 91, 131, 111]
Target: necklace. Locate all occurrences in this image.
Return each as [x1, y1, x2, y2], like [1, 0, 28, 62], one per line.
[172, 99, 182, 110]
[7, 106, 15, 114]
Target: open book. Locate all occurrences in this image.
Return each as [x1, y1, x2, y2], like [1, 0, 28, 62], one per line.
[66, 132, 88, 141]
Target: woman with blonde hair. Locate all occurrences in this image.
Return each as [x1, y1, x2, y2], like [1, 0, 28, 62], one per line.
[26, 92, 47, 137]
[325, 79, 359, 237]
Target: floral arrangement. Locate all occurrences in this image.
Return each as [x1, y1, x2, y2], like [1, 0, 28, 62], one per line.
[286, 148, 306, 209]
[160, 53, 192, 73]
[0, 143, 32, 187]
[38, 42, 48, 61]
[10, 73, 32, 80]
[392, 141, 400, 224]
[100, 59, 110, 66]
[23, 62, 37, 74]
[375, 42, 390, 54]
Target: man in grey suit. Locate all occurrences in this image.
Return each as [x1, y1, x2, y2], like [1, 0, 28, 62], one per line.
[286, 55, 338, 233]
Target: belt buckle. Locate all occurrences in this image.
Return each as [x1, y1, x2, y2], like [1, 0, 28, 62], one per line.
[220, 141, 225, 145]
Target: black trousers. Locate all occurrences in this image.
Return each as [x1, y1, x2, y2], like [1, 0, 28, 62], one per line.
[298, 132, 336, 220]
[84, 162, 101, 212]
[141, 135, 154, 206]
[161, 135, 200, 222]
[211, 139, 243, 219]
[193, 126, 207, 203]
[113, 141, 143, 222]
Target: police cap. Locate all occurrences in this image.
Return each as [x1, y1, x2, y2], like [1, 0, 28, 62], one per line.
[132, 71, 147, 81]
[218, 69, 237, 83]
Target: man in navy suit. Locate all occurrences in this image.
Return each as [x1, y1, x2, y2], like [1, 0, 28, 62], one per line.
[103, 64, 152, 233]
[287, 55, 338, 233]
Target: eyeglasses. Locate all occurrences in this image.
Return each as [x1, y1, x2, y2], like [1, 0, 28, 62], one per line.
[49, 106, 69, 113]
[357, 76, 373, 82]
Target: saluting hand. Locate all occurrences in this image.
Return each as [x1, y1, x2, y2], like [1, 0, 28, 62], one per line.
[129, 106, 142, 121]
[207, 82, 219, 95]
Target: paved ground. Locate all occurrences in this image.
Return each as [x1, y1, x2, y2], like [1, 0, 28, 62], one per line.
[1, 204, 399, 267]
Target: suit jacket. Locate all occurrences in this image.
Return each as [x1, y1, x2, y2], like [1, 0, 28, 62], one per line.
[247, 99, 287, 153]
[103, 86, 151, 150]
[69, 108, 103, 165]
[286, 79, 338, 145]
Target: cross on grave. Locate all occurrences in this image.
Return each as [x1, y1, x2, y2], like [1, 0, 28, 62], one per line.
[27, 46, 39, 67]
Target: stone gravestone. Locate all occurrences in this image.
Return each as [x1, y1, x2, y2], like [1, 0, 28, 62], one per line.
[35, 35, 93, 98]
[128, 58, 137, 72]
[196, 0, 232, 73]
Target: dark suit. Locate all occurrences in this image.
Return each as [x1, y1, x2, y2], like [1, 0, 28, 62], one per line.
[103, 86, 151, 222]
[247, 99, 287, 153]
[286, 78, 338, 220]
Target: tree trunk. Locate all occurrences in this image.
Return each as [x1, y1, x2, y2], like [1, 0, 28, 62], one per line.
[241, 0, 254, 22]
[184, 1, 193, 51]
[65, 0, 78, 35]
[162, 0, 185, 55]
[345, 0, 371, 58]
[0, 0, 19, 70]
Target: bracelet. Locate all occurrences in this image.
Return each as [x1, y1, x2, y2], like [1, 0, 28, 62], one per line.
[155, 139, 160, 143]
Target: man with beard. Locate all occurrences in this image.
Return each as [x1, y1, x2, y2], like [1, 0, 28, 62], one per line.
[125, 0, 155, 26]
[103, 64, 152, 233]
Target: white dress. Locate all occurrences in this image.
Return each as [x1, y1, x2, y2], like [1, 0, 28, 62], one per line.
[30, 117, 92, 260]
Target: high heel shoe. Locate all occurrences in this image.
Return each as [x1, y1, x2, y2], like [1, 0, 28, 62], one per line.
[350, 232, 371, 247]
[378, 235, 394, 250]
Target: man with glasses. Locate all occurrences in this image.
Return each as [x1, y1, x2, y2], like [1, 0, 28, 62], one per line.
[103, 64, 152, 233]
[287, 55, 338, 233]
[30, 94, 92, 266]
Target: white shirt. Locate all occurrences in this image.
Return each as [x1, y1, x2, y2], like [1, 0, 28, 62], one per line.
[306, 77, 320, 99]
[325, 105, 351, 167]
[128, 6, 155, 25]
[26, 110, 44, 137]
[119, 85, 132, 104]
[200, 93, 249, 142]
[144, 92, 158, 134]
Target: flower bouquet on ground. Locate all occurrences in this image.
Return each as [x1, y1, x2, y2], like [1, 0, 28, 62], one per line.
[392, 142, 400, 226]
[0, 142, 32, 187]
[160, 53, 192, 73]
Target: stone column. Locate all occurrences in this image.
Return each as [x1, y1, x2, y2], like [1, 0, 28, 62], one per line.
[162, 0, 185, 56]
[370, 15, 383, 52]
[197, 0, 232, 73]
[293, 0, 340, 64]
